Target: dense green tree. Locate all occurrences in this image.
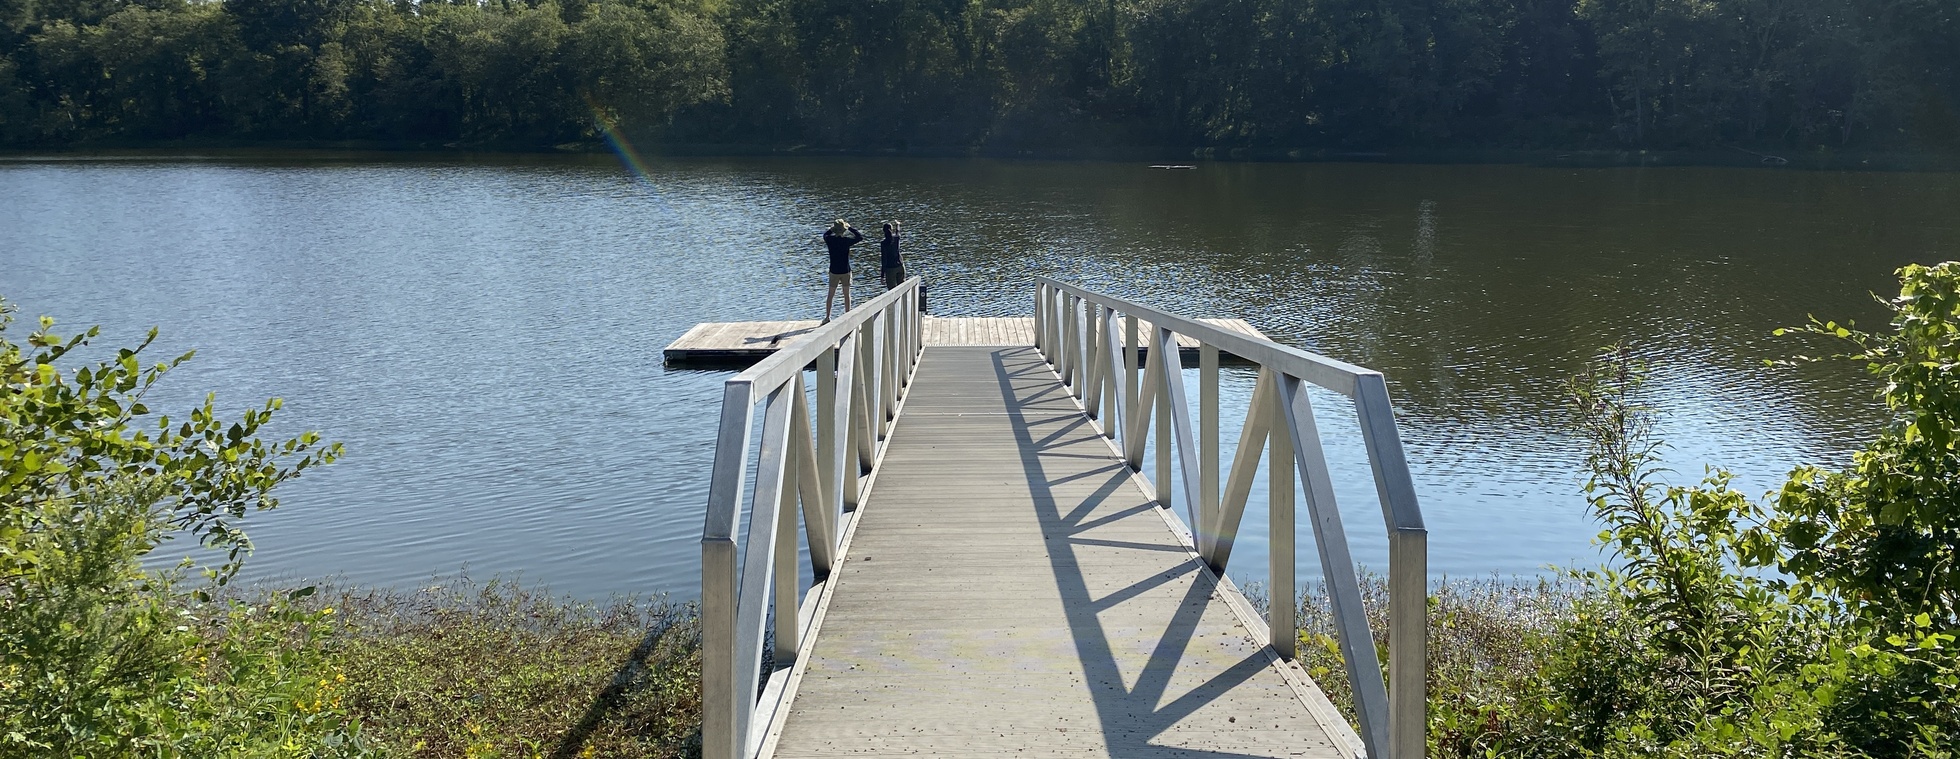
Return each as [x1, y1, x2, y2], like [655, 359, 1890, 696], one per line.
[0, 0, 1957, 152]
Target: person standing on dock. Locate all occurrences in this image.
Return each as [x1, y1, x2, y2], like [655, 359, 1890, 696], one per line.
[823, 219, 865, 322]
[880, 221, 905, 290]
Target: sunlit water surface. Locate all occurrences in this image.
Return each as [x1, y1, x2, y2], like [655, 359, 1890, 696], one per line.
[4, 153, 1956, 598]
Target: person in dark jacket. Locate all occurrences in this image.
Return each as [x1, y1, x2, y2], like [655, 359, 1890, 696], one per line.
[879, 221, 905, 290]
[822, 219, 865, 322]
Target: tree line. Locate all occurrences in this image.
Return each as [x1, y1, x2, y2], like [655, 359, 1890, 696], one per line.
[2, 0, 1958, 153]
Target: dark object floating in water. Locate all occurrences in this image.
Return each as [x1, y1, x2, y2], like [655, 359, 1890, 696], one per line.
[1149, 164, 1197, 169]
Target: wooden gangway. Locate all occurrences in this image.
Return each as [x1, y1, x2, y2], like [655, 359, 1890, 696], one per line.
[700, 280, 1427, 759]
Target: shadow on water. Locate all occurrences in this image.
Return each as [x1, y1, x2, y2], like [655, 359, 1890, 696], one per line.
[988, 346, 1284, 757]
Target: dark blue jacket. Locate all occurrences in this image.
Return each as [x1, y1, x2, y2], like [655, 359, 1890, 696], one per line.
[824, 228, 864, 274]
[880, 232, 902, 269]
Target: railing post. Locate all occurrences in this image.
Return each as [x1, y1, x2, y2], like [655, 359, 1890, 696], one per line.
[835, 335, 861, 512]
[882, 310, 897, 429]
[872, 313, 889, 436]
[1390, 527, 1428, 759]
[1057, 293, 1070, 382]
[817, 344, 839, 519]
[1044, 285, 1058, 363]
[701, 381, 755, 759]
[1101, 309, 1121, 439]
[865, 315, 880, 441]
[1080, 296, 1092, 394]
[1080, 301, 1093, 400]
[1268, 379, 1296, 660]
[1036, 282, 1047, 356]
[1063, 294, 1079, 391]
[909, 284, 921, 370]
[1201, 343, 1220, 552]
[897, 289, 912, 391]
[1085, 303, 1104, 419]
[1125, 315, 1140, 445]
[1154, 332, 1172, 511]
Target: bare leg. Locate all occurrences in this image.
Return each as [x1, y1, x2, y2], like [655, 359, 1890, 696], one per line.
[824, 279, 838, 321]
[842, 278, 853, 312]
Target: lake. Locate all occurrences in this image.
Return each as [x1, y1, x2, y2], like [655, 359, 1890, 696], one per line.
[4, 152, 1956, 599]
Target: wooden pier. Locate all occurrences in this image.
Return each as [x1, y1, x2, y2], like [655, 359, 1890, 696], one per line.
[699, 280, 1427, 759]
[665, 316, 1268, 365]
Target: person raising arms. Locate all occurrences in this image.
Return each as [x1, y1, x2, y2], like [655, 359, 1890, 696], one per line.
[822, 219, 865, 322]
[880, 221, 905, 290]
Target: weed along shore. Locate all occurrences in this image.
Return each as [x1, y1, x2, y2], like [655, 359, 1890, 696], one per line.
[304, 579, 702, 758]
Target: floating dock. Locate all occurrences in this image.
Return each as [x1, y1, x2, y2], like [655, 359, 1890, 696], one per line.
[665, 316, 1267, 365]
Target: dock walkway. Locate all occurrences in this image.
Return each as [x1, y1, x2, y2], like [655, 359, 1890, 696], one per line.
[699, 279, 1425, 759]
[764, 345, 1355, 758]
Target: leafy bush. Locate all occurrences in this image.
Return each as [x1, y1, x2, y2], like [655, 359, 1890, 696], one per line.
[1503, 264, 1960, 758]
[1299, 265, 1960, 758]
[0, 299, 366, 757]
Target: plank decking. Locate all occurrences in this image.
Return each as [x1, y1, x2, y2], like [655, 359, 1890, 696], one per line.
[666, 317, 1268, 365]
[761, 345, 1359, 759]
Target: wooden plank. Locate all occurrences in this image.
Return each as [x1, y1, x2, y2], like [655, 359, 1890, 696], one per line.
[765, 346, 1354, 759]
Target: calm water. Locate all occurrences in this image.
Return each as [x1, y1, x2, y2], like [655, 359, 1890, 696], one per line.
[4, 152, 1956, 598]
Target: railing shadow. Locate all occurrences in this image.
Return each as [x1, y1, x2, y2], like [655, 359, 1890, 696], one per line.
[990, 346, 1280, 759]
[548, 616, 688, 759]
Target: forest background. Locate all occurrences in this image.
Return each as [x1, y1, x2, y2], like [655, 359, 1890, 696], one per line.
[1, 0, 1959, 155]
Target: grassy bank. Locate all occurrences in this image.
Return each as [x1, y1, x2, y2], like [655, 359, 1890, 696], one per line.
[311, 579, 700, 759]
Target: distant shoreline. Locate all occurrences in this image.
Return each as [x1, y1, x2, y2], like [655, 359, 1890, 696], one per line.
[5, 139, 1959, 172]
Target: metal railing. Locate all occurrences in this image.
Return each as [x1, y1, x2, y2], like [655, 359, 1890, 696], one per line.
[700, 278, 923, 759]
[1034, 277, 1428, 759]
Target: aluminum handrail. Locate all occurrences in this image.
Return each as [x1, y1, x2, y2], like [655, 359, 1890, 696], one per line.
[701, 277, 922, 759]
[1034, 277, 1428, 759]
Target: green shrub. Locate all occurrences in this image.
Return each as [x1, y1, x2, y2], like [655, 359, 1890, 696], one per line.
[1504, 263, 1960, 758]
[1297, 264, 1960, 758]
[0, 299, 365, 757]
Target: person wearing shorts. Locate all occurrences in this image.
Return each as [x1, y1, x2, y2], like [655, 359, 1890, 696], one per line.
[879, 221, 905, 290]
[822, 219, 865, 322]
